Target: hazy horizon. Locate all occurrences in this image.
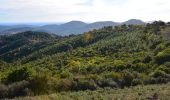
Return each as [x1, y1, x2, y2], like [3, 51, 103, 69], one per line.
[0, 19, 166, 26]
[0, 22, 65, 26]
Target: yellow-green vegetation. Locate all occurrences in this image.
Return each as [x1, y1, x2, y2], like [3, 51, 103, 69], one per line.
[0, 21, 170, 99]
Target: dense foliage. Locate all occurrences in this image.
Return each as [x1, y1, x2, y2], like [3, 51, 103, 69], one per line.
[0, 21, 170, 99]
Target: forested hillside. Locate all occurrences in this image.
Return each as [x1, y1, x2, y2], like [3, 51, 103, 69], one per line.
[0, 21, 170, 99]
[0, 31, 62, 62]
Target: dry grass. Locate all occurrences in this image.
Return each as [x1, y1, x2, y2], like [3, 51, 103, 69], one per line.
[14, 83, 170, 100]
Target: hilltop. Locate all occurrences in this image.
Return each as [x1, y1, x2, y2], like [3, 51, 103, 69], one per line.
[0, 19, 145, 35]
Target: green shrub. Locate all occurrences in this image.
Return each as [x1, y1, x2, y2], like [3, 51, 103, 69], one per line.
[121, 71, 136, 87]
[75, 79, 97, 90]
[86, 74, 101, 81]
[104, 72, 121, 81]
[164, 62, 170, 68]
[132, 63, 148, 73]
[6, 67, 35, 83]
[30, 73, 74, 95]
[155, 48, 170, 64]
[131, 79, 143, 86]
[60, 70, 72, 78]
[156, 65, 170, 74]
[55, 79, 74, 92]
[148, 77, 169, 84]
[143, 56, 152, 63]
[151, 70, 166, 78]
[156, 78, 169, 83]
[114, 64, 126, 72]
[29, 73, 50, 95]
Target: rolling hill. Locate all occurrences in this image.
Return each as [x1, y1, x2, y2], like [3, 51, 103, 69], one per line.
[123, 19, 146, 25]
[0, 31, 61, 62]
[0, 21, 170, 99]
[0, 19, 145, 35]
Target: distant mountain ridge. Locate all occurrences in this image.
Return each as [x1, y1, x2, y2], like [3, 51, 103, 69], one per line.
[122, 19, 145, 25]
[0, 19, 145, 36]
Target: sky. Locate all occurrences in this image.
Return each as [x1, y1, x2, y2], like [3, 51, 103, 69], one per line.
[0, 0, 170, 23]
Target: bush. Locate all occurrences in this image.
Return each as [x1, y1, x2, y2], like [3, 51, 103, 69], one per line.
[0, 83, 8, 98]
[75, 79, 97, 90]
[29, 73, 50, 95]
[104, 72, 121, 81]
[156, 78, 169, 83]
[156, 65, 170, 74]
[151, 70, 166, 78]
[131, 79, 143, 86]
[60, 70, 72, 78]
[7, 80, 30, 98]
[6, 67, 35, 83]
[132, 63, 148, 73]
[147, 77, 169, 84]
[0, 81, 29, 98]
[97, 78, 118, 88]
[143, 56, 152, 63]
[114, 63, 126, 72]
[121, 71, 136, 87]
[85, 74, 101, 81]
[164, 62, 170, 68]
[155, 48, 170, 64]
[55, 79, 74, 92]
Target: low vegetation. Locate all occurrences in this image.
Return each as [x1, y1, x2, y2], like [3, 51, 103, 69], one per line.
[0, 21, 170, 99]
[14, 83, 170, 100]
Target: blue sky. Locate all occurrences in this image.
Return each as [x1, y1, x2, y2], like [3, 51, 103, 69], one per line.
[0, 0, 170, 23]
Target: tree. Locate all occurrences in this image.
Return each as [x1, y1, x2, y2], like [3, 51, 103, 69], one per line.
[83, 32, 93, 43]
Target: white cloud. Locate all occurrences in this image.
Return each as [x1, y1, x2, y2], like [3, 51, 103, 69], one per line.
[0, 0, 170, 22]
